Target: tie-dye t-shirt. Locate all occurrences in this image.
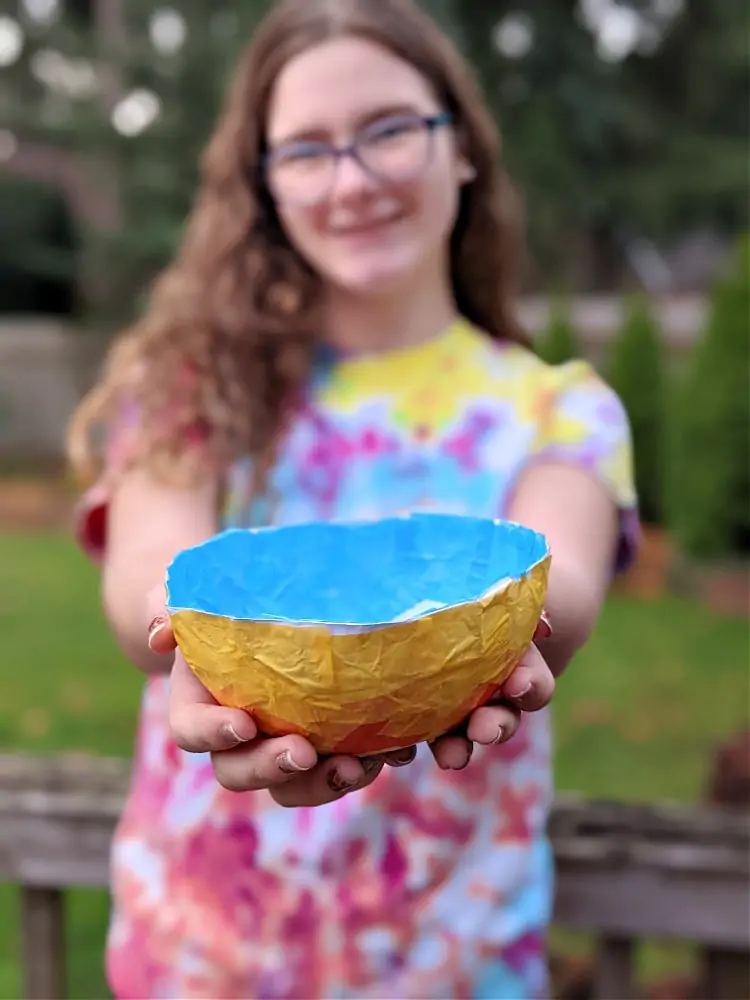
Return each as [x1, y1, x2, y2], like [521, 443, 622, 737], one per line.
[77, 320, 638, 999]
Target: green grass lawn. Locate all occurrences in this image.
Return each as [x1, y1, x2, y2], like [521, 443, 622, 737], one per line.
[1, 531, 748, 998]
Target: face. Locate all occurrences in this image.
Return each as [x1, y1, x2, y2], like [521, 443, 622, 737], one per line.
[264, 36, 471, 297]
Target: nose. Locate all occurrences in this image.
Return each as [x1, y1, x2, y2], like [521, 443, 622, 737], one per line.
[330, 150, 377, 201]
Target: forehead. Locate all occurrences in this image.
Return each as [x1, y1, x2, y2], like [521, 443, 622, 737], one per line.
[266, 36, 439, 141]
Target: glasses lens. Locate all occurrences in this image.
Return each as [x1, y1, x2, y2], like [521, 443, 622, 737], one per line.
[267, 144, 335, 205]
[266, 116, 436, 204]
[358, 116, 431, 181]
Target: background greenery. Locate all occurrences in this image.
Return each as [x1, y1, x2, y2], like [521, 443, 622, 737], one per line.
[1, 0, 747, 315]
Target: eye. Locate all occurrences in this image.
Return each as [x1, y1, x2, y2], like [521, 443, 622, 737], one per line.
[273, 140, 330, 164]
[362, 116, 423, 146]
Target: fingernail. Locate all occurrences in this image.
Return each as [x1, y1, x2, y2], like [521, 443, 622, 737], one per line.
[277, 750, 312, 774]
[389, 746, 417, 767]
[221, 722, 250, 746]
[362, 756, 384, 776]
[492, 726, 505, 745]
[508, 667, 533, 701]
[445, 743, 474, 770]
[147, 616, 167, 650]
[327, 768, 356, 793]
[538, 611, 553, 639]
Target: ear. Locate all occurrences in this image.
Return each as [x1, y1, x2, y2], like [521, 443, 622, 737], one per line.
[458, 159, 477, 185]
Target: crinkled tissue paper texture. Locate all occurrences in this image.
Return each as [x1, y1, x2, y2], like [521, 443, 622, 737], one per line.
[166, 513, 550, 755]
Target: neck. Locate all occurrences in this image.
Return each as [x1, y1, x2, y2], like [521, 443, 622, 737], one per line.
[322, 275, 458, 358]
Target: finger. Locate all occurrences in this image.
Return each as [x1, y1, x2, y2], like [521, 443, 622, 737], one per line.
[169, 652, 258, 752]
[429, 734, 473, 771]
[212, 734, 320, 793]
[500, 644, 555, 712]
[270, 754, 383, 807]
[466, 702, 522, 746]
[146, 584, 175, 654]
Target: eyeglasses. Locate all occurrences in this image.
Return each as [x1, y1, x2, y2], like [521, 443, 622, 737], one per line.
[263, 111, 453, 206]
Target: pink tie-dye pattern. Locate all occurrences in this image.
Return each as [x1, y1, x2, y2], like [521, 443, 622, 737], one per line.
[443, 410, 498, 472]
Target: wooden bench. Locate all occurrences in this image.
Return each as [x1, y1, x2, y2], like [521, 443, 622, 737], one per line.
[1, 753, 748, 999]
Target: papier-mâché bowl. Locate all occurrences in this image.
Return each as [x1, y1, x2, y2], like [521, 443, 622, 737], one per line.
[166, 513, 550, 755]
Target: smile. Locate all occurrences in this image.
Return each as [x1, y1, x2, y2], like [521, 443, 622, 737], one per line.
[330, 214, 404, 237]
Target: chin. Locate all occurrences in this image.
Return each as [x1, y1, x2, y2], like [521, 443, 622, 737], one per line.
[330, 254, 419, 297]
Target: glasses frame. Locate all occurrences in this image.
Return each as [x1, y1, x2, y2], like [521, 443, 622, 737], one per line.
[263, 111, 453, 206]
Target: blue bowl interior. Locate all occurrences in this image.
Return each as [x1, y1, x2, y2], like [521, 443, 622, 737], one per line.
[166, 514, 548, 627]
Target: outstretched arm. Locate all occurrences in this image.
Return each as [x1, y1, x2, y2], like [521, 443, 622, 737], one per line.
[508, 461, 620, 677]
[101, 468, 219, 674]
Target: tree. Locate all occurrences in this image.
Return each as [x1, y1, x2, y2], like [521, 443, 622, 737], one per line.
[452, 0, 748, 285]
[536, 298, 579, 365]
[8, 0, 748, 316]
[607, 296, 665, 525]
[456, 0, 629, 285]
[7, 0, 272, 324]
[668, 237, 750, 559]
[99, 1, 273, 320]
[617, 0, 749, 242]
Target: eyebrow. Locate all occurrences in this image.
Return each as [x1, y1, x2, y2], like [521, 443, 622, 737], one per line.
[268, 102, 431, 147]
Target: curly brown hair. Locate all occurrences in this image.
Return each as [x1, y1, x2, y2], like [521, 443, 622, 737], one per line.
[68, 0, 529, 491]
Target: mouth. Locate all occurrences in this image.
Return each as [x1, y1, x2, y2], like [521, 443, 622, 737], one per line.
[331, 213, 405, 238]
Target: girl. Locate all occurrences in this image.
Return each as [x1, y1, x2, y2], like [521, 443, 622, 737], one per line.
[69, 1, 638, 997]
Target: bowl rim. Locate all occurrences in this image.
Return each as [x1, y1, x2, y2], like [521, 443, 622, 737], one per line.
[165, 512, 550, 630]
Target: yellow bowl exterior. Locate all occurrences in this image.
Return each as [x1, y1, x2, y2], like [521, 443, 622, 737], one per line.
[171, 553, 550, 756]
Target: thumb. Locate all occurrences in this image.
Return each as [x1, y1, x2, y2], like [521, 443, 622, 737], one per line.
[146, 584, 176, 654]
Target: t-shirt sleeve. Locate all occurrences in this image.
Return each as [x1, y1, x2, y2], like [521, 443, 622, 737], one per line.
[73, 378, 213, 564]
[531, 359, 640, 574]
[73, 395, 142, 565]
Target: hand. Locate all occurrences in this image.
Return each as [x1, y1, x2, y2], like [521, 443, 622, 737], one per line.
[429, 615, 555, 770]
[147, 588, 417, 807]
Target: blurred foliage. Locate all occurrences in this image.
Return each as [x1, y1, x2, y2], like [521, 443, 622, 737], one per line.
[87, 1, 274, 321]
[536, 298, 580, 365]
[668, 236, 750, 559]
[3, 0, 749, 316]
[607, 296, 665, 525]
[453, 0, 749, 278]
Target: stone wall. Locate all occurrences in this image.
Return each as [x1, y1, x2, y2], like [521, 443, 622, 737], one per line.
[0, 294, 706, 465]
